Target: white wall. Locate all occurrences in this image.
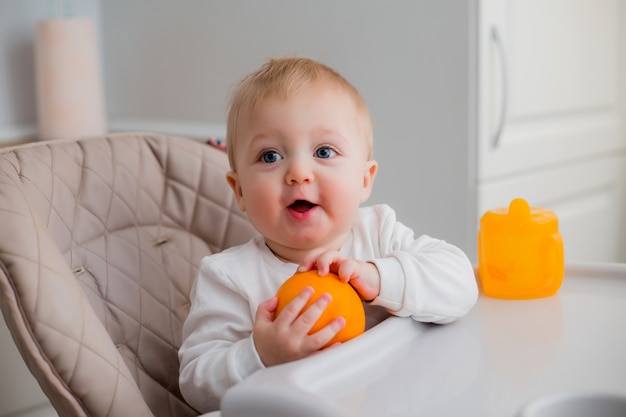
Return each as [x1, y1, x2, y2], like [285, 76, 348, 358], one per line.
[102, 0, 478, 258]
[0, 0, 477, 255]
[0, 316, 57, 417]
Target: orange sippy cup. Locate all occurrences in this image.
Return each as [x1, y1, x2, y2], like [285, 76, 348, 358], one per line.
[477, 198, 564, 299]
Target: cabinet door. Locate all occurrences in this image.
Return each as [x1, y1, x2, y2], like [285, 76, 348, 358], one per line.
[478, 0, 626, 180]
[478, 155, 626, 262]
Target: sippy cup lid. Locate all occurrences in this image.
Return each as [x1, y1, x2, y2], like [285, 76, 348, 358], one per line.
[480, 198, 559, 233]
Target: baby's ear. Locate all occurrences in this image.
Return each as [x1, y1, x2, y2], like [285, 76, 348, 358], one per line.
[226, 171, 246, 212]
[360, 160, 378, 203]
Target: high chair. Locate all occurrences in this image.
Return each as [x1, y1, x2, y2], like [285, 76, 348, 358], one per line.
[0, 133, 257, 416]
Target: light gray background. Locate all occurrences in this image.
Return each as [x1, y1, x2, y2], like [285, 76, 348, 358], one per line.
[1, 0, 477, 258]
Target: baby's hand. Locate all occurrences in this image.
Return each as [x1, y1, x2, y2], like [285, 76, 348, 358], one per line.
[298, 250, 381, 302]
[253, 288, 345, 367]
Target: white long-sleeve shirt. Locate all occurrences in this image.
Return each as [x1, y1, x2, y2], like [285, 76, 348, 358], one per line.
[178, 204, 478, 412]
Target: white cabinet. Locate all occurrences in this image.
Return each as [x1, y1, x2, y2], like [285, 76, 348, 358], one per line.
[479, 154, 626, 262]
[477, 0, 626, 262]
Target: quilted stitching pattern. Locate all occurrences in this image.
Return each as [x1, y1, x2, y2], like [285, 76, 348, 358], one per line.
[0, 133, 257, 417]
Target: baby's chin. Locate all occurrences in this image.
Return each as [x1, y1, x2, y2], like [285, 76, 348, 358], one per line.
[274, 234, 351, 255]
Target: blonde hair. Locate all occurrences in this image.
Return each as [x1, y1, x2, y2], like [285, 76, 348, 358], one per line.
[226, 57, 373, 170]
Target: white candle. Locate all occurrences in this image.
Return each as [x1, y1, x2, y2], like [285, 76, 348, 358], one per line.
[35, 18, 107, 140]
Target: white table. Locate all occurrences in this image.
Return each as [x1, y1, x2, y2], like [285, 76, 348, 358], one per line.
[219, 263, 626, 417]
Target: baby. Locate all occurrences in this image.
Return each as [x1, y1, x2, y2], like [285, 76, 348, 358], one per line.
[178, 57, 478, 412]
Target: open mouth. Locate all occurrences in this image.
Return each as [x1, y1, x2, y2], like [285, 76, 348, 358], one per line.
[288, 200, 317, 213]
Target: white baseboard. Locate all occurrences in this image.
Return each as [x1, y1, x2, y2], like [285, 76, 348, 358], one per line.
[0, 119, 226, 144]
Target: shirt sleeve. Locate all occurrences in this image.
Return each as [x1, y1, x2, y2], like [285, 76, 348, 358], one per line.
[178, 257, 265, 413]
[360, 205, 478, 324]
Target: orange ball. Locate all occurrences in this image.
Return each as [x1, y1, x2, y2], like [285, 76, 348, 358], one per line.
[275, 270, 366, 347]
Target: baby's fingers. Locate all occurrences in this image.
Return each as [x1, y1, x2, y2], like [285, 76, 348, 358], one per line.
[310, 251, 349, 277]
[255, 296, 278, 323]
[297, 248, 327, 273]
[274, 286, 314, 324]
[295, 294, 346, 349]
[292, 293, 332, 334]
[309, 317, 346, 348]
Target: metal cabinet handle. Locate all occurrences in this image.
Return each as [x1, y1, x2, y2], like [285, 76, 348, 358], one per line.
[491, 27, 508, 148]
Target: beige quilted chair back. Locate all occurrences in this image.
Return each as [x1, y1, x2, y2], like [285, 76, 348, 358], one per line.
[0, 133, 257, 417]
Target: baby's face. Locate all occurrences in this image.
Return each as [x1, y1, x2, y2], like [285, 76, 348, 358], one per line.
[227, 85, 377, 262]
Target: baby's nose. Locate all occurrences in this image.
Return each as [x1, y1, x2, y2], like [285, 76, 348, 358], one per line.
[285, 159, 313, 184]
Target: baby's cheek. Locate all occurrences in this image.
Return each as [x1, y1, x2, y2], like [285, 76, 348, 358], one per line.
[244, 193, 276, 226]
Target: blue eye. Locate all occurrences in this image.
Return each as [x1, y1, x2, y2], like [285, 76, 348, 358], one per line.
[261, 150, 282, 163]
[315, 146, 337, 159]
